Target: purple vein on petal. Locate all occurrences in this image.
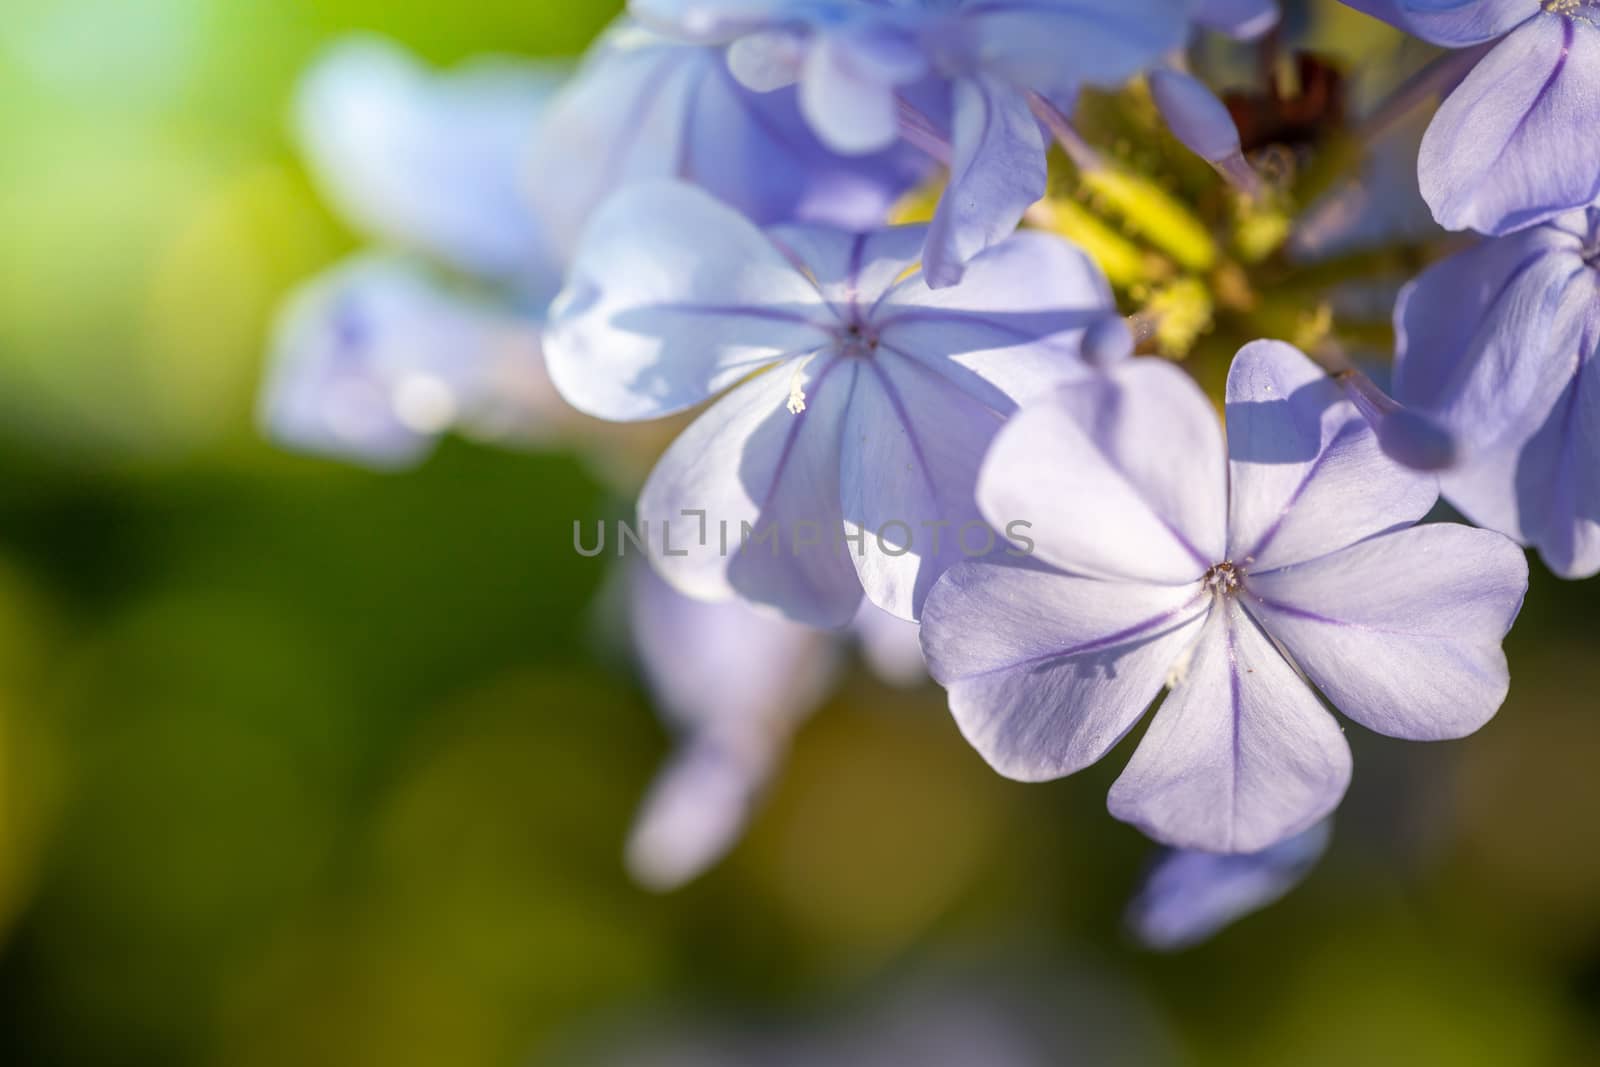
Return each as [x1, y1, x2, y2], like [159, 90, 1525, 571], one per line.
[1503, 18, 1572, 152]
[864, 263, 923, 322]
[749, 354, 850, 519]
[600, 49, 694, 199]
[1235, 419, 1366, 565]
[1223, 605, 1244, 850]
[864, 357, 943, 508]
[1239, 588, 1496, 651]
[675, 62, 708, 180]
[953, 592, 1210, 681]
[1079, 394, 1216, 572]
[656, 303, 828, 327]
[764, 235, 853, 327]
[874, 340, 1012, 417]
[873, 306, 1058, 343]
[845, 231, 868, 316]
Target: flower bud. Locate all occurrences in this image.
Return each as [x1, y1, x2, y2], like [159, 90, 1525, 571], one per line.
[1082, 315, 1135, 367]
[1148, 68, 1260, 196]
[1339, 366, 1458, 472]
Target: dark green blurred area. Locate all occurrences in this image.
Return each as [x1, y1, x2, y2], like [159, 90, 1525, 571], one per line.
[3, 2, 1600, 1065]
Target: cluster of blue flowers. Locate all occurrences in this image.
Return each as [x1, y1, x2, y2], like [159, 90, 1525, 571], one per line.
[263, 0, 1598, 947]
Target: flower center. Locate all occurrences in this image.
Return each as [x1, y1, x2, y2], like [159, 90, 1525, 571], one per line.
[837, 321, 879, 359]
[1545, 0, 1598, 18]
[1583, 211, 1600, 267]
[1203, 561, 1242, 597]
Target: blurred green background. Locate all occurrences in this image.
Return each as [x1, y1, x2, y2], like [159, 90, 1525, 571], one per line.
[3, 2, 1600, 1064]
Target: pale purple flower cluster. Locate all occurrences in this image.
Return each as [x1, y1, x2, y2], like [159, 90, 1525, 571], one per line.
[628, 0, 1283, 282]
[259, 2, 1599, 940]
[263, 29, 926, 467]
[1332, 1, 1600, 578]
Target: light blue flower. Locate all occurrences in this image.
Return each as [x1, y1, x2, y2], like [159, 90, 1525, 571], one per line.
[261, 257, 560, 468]
[1340, 0, 1600, 234]
[1394, 207, 1600, 578]
[295, 36, 566, 299]
[270, 30, 929, 469]
[543, 181, 1116, 625]
[268, 37, 572, 465]
[920, 343, 1526, 853]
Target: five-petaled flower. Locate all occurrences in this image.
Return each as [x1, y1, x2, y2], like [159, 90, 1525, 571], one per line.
[1394, 207, 1600, 578]
[544, 181, 1116, 625]
[920, 342, 1527, 853]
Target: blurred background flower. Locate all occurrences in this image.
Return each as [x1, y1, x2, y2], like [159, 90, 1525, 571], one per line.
[1, 2, 1599, 1065]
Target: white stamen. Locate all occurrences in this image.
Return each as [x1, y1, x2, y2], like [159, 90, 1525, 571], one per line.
[1166, 637, 1198, 689]
[786, 362, 808, 415]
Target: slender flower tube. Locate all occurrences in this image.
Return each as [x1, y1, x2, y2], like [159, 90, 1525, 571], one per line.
[1148, 67, 1261, 196]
